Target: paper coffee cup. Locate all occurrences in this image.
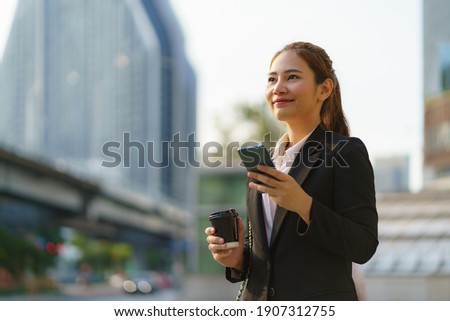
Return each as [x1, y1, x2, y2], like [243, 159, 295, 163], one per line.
[208, 209, 239, 249]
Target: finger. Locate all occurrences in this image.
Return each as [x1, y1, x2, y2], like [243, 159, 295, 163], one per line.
[213, 249, 232, 259]
[248, 170, 285, 190]
[247, 171, 276, 187]
[256, 165, 284, 180]
[249, 181, 272, 194]
[209, 243, 228, 252]
[205, 226, 215, 235]
[206, 235, 224, 244]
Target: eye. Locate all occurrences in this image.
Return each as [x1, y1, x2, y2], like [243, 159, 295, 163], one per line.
[287, 74, 299, 80]
[267, 76, 276, 83]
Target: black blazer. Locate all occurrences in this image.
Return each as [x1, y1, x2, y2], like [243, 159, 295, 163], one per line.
[227, 125, 378, 301]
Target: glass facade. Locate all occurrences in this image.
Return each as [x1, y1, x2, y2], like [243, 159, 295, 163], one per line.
[0, 0, 196, 204]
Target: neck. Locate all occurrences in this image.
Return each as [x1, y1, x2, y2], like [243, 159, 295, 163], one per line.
[285, 120, 320, 146]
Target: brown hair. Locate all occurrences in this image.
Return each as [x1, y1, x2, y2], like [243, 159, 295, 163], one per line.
[271, 42, 350, 136]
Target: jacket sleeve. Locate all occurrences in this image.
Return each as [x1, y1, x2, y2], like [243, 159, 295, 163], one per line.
[298, 137, 378, 264]
[226, 210, 251, 283]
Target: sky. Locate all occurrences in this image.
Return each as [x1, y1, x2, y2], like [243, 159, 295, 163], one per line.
[0, 0, 423, 190]
[168, 0, 423, 190]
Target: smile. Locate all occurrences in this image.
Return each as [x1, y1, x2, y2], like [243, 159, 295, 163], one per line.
[273, 99, 293, 107]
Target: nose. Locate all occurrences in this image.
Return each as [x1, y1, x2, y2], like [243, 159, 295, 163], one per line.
[272, 79, 287, 95]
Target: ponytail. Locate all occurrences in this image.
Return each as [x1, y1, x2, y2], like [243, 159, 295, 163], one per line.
[320, 74, 350, 137]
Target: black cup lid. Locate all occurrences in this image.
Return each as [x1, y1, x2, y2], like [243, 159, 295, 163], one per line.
[208, 208, 237, 220]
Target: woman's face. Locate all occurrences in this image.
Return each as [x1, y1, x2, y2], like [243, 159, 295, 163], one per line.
[265, 50, 324, 126]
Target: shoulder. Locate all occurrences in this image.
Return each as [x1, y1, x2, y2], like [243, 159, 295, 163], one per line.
[325, 132, 370, 158]
[320, 132, 373, 173]
[304, 127, 371, 164]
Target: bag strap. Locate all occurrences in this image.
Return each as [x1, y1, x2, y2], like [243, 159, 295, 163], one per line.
[235, 220, 252, 301]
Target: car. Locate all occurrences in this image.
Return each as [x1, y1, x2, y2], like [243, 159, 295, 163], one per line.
[112, 270, 173, 294]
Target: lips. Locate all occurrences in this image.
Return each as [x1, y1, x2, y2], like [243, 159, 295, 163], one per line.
[272, 98, 293, 106]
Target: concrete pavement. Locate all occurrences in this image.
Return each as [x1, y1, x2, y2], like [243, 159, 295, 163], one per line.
[178, 274, 241, 301]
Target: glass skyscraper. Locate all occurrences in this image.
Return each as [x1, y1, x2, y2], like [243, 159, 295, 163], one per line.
[0, 0, 196, 205]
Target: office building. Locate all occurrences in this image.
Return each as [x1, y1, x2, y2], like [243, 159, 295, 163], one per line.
[362, 0, 450, 300]
[374, 155, 410, 194]
[423, 0, 450, 186]
[0, 0, 196, 204]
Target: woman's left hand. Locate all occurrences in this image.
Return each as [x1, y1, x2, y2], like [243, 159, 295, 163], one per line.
[248, 165, 313, 224]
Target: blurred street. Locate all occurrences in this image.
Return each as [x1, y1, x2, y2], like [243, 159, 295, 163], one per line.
[1, 274, 241, 301]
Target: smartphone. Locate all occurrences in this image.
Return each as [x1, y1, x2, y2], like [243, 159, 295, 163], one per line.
[237, 144, 276, 186]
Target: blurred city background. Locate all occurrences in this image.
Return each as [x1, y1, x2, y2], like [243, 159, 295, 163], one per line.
[0, 0, 449, 301]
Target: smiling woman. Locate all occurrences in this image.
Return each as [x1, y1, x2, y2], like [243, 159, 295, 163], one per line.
[205, 41, 379, 301]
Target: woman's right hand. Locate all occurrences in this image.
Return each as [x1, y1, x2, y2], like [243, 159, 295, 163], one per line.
[205, 217, 245, 271]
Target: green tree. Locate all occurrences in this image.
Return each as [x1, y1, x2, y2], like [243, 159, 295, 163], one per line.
[0, 228, 62, 277]
[0, 228, 63, 294]
[215, 100, 284, 160]
[234, 100, 283, 144]
[0, 229, 33, 278]
[70, 231, 133, 277]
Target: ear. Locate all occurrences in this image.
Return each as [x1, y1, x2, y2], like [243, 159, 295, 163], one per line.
[318, 78, 333, 101]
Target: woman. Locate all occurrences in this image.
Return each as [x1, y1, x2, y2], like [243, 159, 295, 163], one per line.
[205, 41, 378, 301]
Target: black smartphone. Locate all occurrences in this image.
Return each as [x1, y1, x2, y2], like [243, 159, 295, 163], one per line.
[237, 144, 277, 186]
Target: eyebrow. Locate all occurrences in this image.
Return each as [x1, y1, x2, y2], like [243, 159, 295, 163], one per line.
[267, 69, 304, 76]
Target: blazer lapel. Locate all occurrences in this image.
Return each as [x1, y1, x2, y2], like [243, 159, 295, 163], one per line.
[269, 126, 326, 247]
